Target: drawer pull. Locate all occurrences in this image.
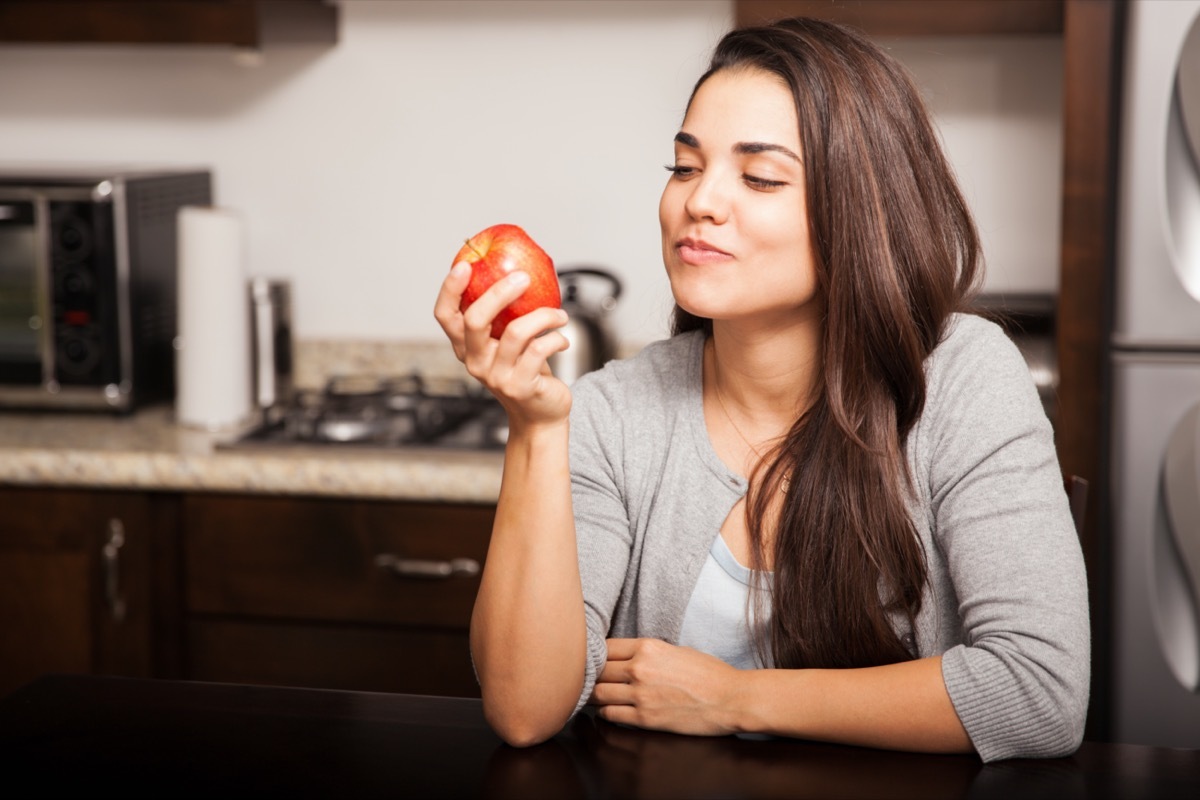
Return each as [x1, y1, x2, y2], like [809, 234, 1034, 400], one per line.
[103, 518, 127, 623]
[374, 553, 481, 580]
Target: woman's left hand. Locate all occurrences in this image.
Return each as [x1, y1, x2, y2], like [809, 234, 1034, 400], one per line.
[588, 638, 741, 736]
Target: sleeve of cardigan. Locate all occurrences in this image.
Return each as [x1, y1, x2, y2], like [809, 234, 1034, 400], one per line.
[567, 365, 636, 715]
[924, 317, 1091, 762]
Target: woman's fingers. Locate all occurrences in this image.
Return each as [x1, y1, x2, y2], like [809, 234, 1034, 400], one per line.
[435, 264, 537, 360]
[462, 271, 529, 339]
[604, 639, 641, 660]
[433, 262, 474, 359]
[494, 308, 569, 386]
[590, 680, 635, 706]
[596, 658, 632, 685]
[435, 263, 572, 421]
[459, 271, 528, 369]
[594, 639, 648, 687]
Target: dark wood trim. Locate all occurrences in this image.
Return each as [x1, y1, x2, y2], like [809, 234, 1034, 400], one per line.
[147, 492, 185, 680]
[1057, 0, 1125, 742]
[185, 618, 480, 697]
[0, 0, 337, 47]
[8, 675, 1200, 797]
[736, 0, 1064, 36]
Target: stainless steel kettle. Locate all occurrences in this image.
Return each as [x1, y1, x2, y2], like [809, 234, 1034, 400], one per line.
[549, 267, 622, 385]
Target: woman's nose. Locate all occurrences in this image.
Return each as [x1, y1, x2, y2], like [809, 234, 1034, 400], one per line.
[683, 171, 731, 224]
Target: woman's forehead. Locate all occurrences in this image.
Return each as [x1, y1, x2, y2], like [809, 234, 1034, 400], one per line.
[681, 69, 800, 150]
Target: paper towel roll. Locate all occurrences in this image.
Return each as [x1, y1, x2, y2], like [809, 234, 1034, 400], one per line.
[175, 206, 252, 431]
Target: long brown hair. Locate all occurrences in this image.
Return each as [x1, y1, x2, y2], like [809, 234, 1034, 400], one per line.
[672, 18, 982, 669]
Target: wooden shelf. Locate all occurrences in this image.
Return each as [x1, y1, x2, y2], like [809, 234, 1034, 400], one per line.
[736, 0, 1064, 36]
[0, 0, 338, 48]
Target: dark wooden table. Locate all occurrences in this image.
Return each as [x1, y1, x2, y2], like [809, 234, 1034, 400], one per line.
[1, 674, 1198, 799]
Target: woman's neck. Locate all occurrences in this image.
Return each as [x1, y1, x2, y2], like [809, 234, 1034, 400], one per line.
[707, 316, 821, 428]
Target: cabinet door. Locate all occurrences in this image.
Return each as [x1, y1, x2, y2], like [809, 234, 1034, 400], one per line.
[0, 1, 338, 47]
[735, 0, 1063, 35]
[0, 489, 156, 697]
[183, 494, 493, 698]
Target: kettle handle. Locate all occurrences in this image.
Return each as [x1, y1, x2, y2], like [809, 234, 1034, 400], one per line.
[556, 267, 623, 302]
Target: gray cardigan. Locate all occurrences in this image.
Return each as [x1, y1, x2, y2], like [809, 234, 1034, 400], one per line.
[567, 314, 1090, 762]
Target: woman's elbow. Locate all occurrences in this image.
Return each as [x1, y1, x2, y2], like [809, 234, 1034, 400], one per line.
[1044, 658, 1091, 758]
[980, 682, 1089, 762]
[965, 645, 1090, 761]
[482, 699, 569, 748]
[1045, 696, 1088, 759]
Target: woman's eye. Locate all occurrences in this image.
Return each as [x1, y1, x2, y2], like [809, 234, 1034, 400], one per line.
[744, 174, 787, 190]
[664, 164, 698, 179]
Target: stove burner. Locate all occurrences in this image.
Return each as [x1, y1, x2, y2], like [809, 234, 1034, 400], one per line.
[224, 372, 506, 451]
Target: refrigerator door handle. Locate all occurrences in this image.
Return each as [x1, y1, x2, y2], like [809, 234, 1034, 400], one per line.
[1168, 9, 1200, 305]
[1162, 402, 1200, 690]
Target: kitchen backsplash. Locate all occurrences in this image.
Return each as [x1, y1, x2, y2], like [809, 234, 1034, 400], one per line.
[293, 339, 467, 388]
[293, 338, 646, 389]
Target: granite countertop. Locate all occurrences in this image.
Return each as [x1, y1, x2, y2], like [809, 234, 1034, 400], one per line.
[0, 405, 504, 503]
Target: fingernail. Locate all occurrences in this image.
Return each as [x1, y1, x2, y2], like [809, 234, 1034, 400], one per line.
[451, 262, 471, 278]
[509, 271, 530, 287]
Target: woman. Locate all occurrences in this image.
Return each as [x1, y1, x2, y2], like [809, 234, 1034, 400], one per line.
[433, 17, 1089, 763]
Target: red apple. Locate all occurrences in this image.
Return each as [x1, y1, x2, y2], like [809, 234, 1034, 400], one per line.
[453, 223, 560, 339]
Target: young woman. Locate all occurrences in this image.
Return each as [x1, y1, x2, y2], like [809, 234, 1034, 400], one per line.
[433, 17, 1089, 763]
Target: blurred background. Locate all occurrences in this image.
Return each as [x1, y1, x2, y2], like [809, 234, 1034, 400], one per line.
[17, 0, 1196, 755]
[0, 0, 1063, 349]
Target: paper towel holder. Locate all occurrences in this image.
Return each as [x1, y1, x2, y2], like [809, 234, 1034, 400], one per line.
[175, 204, 253, 432]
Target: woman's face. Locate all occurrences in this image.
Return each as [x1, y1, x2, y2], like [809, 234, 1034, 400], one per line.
[659, 68, 818, 328]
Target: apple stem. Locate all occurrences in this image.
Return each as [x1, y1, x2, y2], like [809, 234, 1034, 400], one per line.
[464, 238, 485, 260]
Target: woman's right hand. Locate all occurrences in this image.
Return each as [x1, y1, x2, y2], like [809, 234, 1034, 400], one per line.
[434, 262, 573, 430]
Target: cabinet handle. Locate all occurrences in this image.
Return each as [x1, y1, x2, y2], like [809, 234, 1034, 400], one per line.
[103, 518, 127, 623]
[374, 553, 480, 580]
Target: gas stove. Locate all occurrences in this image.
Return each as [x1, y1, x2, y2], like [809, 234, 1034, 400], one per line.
[222, 373, 508, 451]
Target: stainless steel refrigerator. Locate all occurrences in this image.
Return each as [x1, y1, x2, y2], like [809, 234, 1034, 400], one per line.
[1110, 0, 1200, 748]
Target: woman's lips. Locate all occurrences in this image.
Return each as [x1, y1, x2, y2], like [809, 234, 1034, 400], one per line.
[676, 238, 733, 265]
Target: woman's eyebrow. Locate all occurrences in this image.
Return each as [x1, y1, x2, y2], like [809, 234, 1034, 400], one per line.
[673, 132, 801, 164]
[735, 141, 802, 163]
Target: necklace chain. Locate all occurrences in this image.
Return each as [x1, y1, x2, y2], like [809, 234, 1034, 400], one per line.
[711, 346, 789, 494]
[713, 360, 768, 462]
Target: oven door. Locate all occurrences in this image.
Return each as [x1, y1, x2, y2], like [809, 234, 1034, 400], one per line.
[0, 191, 50, 387]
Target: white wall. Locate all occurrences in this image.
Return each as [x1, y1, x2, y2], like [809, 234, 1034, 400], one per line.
[890, 36, 1064, 297]
[0, 0, 1061, 350]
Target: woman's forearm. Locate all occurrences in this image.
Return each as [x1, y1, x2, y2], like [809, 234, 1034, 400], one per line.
[732, 656, 972, 753]
[470, 420, 586, 747]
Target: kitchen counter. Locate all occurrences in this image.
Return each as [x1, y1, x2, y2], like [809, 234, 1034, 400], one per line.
[2, 674, 1199, 799]
[0, 406, 503, 503]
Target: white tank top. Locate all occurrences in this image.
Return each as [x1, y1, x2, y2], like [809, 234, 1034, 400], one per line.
[676, 533, 773, 669]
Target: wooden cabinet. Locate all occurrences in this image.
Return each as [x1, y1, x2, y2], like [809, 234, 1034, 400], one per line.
[180, 494, 493, 698]
[0, 488, 175, 697]
[736, 0, 1064, 36]
[0, 0, 338, 48]
[0, 486, 495, 700]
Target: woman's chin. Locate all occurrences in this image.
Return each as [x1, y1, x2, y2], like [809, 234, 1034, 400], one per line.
[667, 282, 727, 322]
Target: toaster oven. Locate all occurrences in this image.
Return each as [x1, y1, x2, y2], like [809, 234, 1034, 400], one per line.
[0, 167, 211, 411]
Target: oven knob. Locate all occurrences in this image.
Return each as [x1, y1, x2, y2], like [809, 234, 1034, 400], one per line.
[57, 334, 100, 375]
[55, 216, 92, 259]
[59, 267, 94, 298]
[60, 225, 83, 250]
[65, 338, 88, 361]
